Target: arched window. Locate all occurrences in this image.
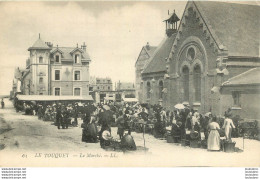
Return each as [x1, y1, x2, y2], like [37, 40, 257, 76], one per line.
[183, 66, 189, 101]
[193, 65, 201, 102]
[39, 57, 43, 63]
[159, 81, 163, 99]
[147, 82, 151, 99]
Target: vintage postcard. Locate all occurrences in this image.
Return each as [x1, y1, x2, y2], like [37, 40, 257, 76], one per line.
[0, 1, 259, 167]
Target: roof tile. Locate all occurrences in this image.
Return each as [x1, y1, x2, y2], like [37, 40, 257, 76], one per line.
[142, 33, 176, 74]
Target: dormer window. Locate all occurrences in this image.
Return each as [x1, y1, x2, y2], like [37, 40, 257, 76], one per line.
[55, 55, 60, 63]
[39, 57, 43, 63]
[74, 54, 80, 63]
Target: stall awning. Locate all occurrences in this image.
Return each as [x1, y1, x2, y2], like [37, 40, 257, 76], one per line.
[122, 98, 138, 102]
[16, 95, 93, 101]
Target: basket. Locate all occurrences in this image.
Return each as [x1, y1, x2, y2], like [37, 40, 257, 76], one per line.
[166, 135, 174, 143]
[190, 140, 201, 148]
[223, 141, 236, 153]
[181, 139, 190, 146]
[201, 139, 207, 149]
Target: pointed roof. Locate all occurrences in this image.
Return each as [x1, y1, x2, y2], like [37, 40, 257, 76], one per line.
[50, 47, 91, 61]
[70, 47, 84, 54]
[193, 1, 260, 57]
[164, 11, 180, 24]
[135, 45, 157, 66]
[50, 47, 64, 54]
[28, 37, 50, 51]
[142, 33, 177, 74]
[144, 45, 157, 57]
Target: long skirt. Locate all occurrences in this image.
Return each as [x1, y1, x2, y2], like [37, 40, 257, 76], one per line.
[207, 130, 220, 151]
[225, 127, 232, 141]
[83, 123, 98, 143]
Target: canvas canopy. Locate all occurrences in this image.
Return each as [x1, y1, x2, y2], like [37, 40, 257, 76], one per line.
[16, 95, 93, 101]
[122, 98, 139, 102]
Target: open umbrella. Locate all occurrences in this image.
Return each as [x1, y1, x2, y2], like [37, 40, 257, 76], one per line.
[174, 103, 185, 110]
[30, 101, 36, 105]
[205, 112, 212, 117]
[103, 105, 110, 111]
[77, 102, 84, 106]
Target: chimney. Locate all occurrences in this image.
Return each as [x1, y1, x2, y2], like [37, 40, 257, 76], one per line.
[82, 42, 86, 52]
[146, 42, 150, 50]
[26, 58, 30, 68]
[46, 42, 53, 48]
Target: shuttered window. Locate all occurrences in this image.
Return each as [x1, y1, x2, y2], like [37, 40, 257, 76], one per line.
[55, 70, 60, 80]
[74, 71, 80, 80]
[74, 88, 80, 96]
[55, 88, 60, 96]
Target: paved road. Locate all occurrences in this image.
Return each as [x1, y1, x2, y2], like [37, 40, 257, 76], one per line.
[0, 99, 260, 167]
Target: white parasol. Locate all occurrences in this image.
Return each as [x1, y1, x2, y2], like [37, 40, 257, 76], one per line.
[174, 103, 185, 110]
[103, 105, 110, 110]
[205, 112, 212, 117]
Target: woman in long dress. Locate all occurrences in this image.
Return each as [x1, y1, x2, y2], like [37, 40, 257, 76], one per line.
[222, 113, 236, 141]
[207, 117, 221, 151]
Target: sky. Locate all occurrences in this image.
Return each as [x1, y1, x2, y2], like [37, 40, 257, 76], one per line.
[0, 1, 258, 95]
[0, 1, 187, 95]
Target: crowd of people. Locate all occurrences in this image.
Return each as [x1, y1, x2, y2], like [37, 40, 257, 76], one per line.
[13, 99, 238, 152]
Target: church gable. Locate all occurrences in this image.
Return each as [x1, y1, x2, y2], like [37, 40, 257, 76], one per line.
[167, 2, 222, 77]
[168, 2, 226, 61]
[135, 47, 150, 67]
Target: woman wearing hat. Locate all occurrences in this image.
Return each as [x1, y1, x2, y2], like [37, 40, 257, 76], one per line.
[207, 116, 221, 151]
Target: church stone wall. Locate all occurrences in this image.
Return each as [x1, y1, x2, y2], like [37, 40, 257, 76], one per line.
[167, 7, 219, 113]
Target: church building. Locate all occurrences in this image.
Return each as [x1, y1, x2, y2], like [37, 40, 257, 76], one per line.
[137, 1, 260, 119]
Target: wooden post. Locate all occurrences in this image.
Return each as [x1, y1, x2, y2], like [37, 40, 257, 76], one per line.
[143, 123, 146, 150]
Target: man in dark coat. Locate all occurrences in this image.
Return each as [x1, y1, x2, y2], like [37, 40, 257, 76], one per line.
[63, 107, 70, 129]
[56, 107, 63, 129]
[138, 108, 148, 121]
[73, 103, 79, 126]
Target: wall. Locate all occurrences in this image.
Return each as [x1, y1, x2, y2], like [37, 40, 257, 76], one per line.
[240, 93, 260, 119]
[220, 93, 260, 120]
[141, 73, 165, 105]
[29, 49, 50, 95]
[51, 62, 90, 96]
[135, 47, 150, 103]
[167, 6, 219, 113]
